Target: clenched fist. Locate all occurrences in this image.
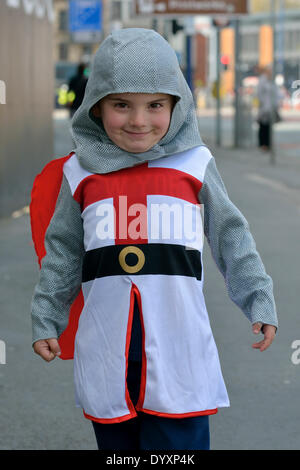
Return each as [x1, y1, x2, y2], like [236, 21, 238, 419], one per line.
[33, 338, 61, 362]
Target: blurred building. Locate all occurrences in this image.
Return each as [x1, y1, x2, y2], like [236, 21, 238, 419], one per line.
[0, 0, 54, 218]
[53, 1, 153, 69]
[53, 0, 99, 91]
[53, 1, 300, 106]
[53, 1, 209, 99]
[240, 8, 300, 88]
[218, 5, 300, 96]
[53, 0, 158, 95]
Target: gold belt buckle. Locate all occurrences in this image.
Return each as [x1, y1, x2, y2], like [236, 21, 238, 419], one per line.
[118, 246, 145, 274]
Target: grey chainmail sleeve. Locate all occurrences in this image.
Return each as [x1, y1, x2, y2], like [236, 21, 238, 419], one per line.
[31, 175, 85, 345]
[199, 157, 278, 328]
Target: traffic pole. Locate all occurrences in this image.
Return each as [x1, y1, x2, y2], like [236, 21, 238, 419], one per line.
[270, 0, 276, 165]
[233, 17, 241, 148]
[216, 25, 221, 146]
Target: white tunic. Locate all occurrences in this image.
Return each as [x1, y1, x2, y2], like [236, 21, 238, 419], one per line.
[63, 145, 230, 423]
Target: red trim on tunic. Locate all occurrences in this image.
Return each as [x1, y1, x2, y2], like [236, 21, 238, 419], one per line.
[83, 407, 217, 423]
[124, 287, 139, 416]
[135, 407, 218, 418]
[132, 284, 147, 410]
[58, 290, 84, 360]
[83, 410, 137, 424]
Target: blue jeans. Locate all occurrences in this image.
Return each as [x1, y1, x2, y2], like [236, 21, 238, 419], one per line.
[91, 360, 210, 450]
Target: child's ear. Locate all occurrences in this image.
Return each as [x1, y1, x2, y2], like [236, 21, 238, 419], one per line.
[91, 102, 101, 118]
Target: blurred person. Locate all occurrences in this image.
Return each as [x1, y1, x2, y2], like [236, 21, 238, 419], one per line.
[257, 65, 282, 151]
[30, 29, 277, 451]
[68, 63, 88, 118]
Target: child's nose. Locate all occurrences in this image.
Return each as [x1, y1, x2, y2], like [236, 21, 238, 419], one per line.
[128, 109, 147, 127]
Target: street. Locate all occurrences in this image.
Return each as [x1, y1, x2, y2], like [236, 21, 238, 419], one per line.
[0, 111, 299, 450]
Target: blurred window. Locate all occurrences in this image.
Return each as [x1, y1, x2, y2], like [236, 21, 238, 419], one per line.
[129, 0, 136, 16]
[55, 63, 78, 84]
[59, 9, 68, 31]
[293, 30, 298, 49]
[243, 33, 258, 53]
[59, 43, 69, 61]
[83, 45, 93, 56]
[297, 31, 300, 50]
[239, 30, 259, 58]
[285, 30, 293, 50]
[252, 33, 259, 52]
[111, 0, 122, 21]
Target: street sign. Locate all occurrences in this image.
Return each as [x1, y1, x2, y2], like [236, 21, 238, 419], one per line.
[69, 0, 102, 42]
[136, 0, 248, 15]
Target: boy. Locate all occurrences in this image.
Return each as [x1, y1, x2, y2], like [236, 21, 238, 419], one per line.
[31, 29, 277, 450]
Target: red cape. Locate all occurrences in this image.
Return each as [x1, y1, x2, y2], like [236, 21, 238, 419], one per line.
[30, 152, 83, 360]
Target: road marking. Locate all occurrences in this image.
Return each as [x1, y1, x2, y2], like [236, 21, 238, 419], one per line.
[11, 206, 29, 219]
[245, 173, 300, 213]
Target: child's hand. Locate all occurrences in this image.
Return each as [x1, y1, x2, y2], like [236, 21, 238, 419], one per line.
[33, 338, 61, 362]
[252, 322, 276, 352]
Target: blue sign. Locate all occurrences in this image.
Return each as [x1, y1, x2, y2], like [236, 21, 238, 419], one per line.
[69, 0, 102, 32]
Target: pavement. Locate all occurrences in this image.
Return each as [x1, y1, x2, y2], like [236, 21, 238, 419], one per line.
[202, 127, 300, 450]
[0, 110, 299, 450]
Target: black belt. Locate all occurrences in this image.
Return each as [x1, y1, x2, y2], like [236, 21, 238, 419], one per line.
[82, 243, 202, 282]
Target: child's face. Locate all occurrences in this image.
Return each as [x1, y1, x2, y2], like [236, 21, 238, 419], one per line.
[92, 93, 174, 153]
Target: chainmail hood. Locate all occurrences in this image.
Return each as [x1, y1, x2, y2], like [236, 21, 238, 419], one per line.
[70, 28, 203, 174]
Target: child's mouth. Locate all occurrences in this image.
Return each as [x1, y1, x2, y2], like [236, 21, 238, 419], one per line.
[124, 130, 151, 137]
